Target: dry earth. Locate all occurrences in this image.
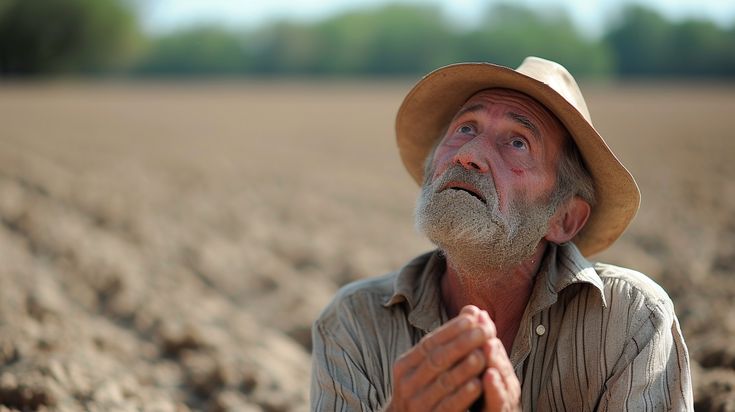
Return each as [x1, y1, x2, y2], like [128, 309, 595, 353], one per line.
[0, 80, 733, 411]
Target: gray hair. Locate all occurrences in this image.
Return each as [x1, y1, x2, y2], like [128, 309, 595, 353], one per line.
[550, 134, 596, 210]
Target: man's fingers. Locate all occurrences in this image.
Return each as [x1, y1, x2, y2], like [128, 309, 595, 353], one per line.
[480, 337, 521, 411]
[506, 371, 522, 405]
[494, 341, 520, 403]
[484, 368, 510, 411]
[408, 327, 489, 388]
[395, 313, 478, 372]
[391, 309, 517, 412]
[486, 338, 521, 402]
[475, 308, 497, 338]
[432, 378, 482, 412]
[484, 338, 510, 377]
[460, 305, 481, 317]
[487, 338, 514, 379]
[414, 349, 485, 408]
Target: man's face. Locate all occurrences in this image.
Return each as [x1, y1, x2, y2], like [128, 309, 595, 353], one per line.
[414, 88, 567, 273]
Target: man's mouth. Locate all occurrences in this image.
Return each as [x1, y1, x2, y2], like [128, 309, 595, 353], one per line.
[441, 183, 487, 204]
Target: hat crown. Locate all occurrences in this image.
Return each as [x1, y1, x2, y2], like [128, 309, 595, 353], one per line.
[516, 57, 592, 123]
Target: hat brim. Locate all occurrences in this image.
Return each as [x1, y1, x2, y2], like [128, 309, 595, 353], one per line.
[395, 62, 640, 257]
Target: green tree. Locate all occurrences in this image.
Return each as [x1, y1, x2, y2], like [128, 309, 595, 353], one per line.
[667, 19, 731, 76]
[137, 26, 248, 75]
[337, 4, 454, 74]
[246, 21, 323, 74]
[459, 4, 613, 76]
[605, 5, 735, 77]
[726, 26, 735, 75]
[604, 5, 672, 76]
[246, 4, 455, 75]
[0, 0, 142, 75]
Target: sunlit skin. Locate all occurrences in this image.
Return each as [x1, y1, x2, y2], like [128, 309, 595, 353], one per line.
[433, 89, 568, 347]
[387, 89, 591, 412]
[430, 89, 566, 217]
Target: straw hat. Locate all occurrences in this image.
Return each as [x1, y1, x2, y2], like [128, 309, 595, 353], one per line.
[395, 56, 640, 256]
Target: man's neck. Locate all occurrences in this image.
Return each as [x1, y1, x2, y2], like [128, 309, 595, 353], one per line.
[440, 242, 548, 353]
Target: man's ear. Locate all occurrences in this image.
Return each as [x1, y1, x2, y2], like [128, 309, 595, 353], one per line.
[545, 196, 591, 244]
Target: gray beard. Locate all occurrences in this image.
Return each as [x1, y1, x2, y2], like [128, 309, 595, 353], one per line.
[414, 165, 556, 275]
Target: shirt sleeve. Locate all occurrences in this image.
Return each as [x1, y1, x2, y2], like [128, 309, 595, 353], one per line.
[310, 317, 382, 412]
[596, 308, 694, 411]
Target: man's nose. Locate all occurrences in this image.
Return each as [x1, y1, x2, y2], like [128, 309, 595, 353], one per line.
[452, 138, 491, 173]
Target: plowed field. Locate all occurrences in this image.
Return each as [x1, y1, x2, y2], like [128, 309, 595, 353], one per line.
[0, 81, 733, 411]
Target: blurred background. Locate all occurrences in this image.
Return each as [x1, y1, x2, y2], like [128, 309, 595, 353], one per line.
[1, 0, 735, 78]
[0, 1, 734, 411]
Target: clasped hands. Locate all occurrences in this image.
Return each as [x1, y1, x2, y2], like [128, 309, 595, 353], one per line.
[387, 305, 521, 412]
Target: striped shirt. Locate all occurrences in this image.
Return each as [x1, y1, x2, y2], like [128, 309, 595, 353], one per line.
[310, 243, 693, 411]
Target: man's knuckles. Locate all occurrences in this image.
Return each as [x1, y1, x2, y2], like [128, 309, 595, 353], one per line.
[476, 310, 497, 338]
[431, 313, 474, 341]
[461, 326, 490, 346]
[426, 328, 487, 370]
[454, 349, 485, 378]
[434, 378, 482, 412]
[460, 305, 481, 316]
[434, 349, 485, 392]
[459, 306, 498, 338]
[392, 314, 502, 410]
[414, 325, 485, 364]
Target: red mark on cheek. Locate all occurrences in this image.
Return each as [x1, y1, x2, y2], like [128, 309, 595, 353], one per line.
[511, 168, 524, 176]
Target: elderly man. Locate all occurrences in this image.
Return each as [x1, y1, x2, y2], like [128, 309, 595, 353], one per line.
[310, 57, 693, 411]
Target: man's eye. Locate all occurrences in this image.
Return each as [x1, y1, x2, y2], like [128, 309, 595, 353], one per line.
[510, 138, 527, 149]
[458, 125, 475, 134]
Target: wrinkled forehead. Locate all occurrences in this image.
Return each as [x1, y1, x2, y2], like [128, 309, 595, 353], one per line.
[461, 87, 565, 131]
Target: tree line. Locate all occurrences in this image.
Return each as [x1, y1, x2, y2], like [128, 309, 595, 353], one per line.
[1, 0, 734, 78]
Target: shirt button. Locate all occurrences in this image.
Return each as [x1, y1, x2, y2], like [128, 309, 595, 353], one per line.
[535, 324, 546, 336]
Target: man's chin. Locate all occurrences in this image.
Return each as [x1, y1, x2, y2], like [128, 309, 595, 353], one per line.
[417, 215, 515, 272]
[418, 216, 546, 275]
[414, 181, 551, 273]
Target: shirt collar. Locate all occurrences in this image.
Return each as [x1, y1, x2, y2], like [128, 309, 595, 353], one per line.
[383, 242, 607, 330]
[383, 251, 447, 333]
[548, 242, 607, 306]
[523, 242, 608, 318]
